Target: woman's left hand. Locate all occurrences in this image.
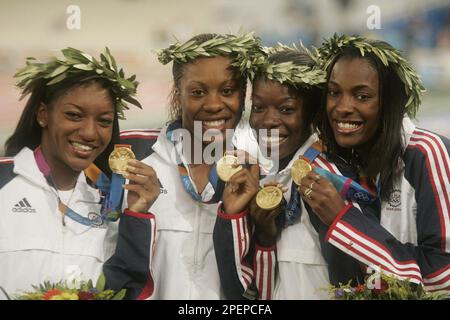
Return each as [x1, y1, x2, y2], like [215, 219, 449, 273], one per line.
[123, 159, 161, 213]
[298, 170, 346, 225]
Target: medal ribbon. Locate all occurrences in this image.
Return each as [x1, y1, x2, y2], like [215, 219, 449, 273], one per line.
[34, 146, 122, 227]
[284, 144, 321, 227]
[166, 120, 225, 204]
[313, 167, 377, 204]
[284, 146, 377, 227]
[83, 165, 124, 222]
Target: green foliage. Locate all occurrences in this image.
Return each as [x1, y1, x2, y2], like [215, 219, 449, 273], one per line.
[156, 31, 265, 78]
[15, 47, 142, 120]
[5, 273, 126, 300]
[317, 33, 426, 118]
[252, 43, 327, 89]
[95, 272, 106, 291]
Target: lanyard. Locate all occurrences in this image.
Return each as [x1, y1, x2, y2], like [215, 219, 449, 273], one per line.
[166, 121, 225, 204]
[314, 166, 377, 204]
[284, 144, 322, 227]
[283, 146, 378, 228]
[34, 146, 123, 227]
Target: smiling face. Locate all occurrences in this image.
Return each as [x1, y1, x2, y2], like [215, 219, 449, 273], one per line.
[250, 78, 305, 160]
[37, 81, 115, 176]
[177, 55, 243, 145]
[326, 57, 381, 150]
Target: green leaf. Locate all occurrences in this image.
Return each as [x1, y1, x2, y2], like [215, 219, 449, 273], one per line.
[112, 289, 127, 300]
[95, 273, 106, 291]
[122, 95, 142, 108]
[117, 77, 134, 90]
[216, 45, 233, 53]
[73, 63, 94, 71]
[106, 47, 117, 71]
[178, 40, 196, 51]
[46, 73, 66, 85]
[46, 64, 70, 78]
[104, 52, 113, 68]
[81, 53, 93, 62]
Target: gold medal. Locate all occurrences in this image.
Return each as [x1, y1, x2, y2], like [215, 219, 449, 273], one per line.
[291, 158, 312, 185]
[216, 155, 243, 182]
[108, 144, 136, 175]
[256, 186, 283, 210]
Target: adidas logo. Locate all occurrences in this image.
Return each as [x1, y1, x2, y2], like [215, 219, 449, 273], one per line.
[12, 198, 36, 213]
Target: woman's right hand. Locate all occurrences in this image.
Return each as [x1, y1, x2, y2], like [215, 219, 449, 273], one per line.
[123, 159, 160, 213]
[222, 151, 260, 214]
[249, 182, 286, 247]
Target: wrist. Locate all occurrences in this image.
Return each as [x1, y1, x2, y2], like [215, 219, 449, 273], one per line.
[124, 208, 155, 219]
[254, 228, 277, 247]
[223, 202, 246, 215]
[217, 203, 248, 219]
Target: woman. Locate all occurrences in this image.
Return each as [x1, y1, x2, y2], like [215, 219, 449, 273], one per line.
[116, 32, 264, 299]
[0, 47, 156, 299]
[301, 34, 450, 292]
[213, 45, 365, 300]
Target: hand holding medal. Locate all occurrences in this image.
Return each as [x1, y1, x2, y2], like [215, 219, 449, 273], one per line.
[255, 185, 284, 210]
[220, 150, 259, 214]
[291, 157, 313, 187]
[216, 154, 243, 182]
[291, 156, 341, 224]
[297, 168, 346, 226]
[109, 144, 161, 213]
[251, 182, 287, 247]
[109, 144, 136, 175]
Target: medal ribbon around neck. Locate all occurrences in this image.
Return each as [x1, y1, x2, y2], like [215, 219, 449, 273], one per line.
[284, 143, 377, 227]
[166, 120, 225, 204]
[84, 164, 124, 222]
[284, 144, 321, 227]
[34, 146, 123, 227]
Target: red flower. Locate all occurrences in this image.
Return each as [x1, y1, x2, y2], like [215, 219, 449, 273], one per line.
[355, 284, 365, 293]
[78, 291, 95, 300]
[43, 289, 62, 300]
[372, 279, 389, 294]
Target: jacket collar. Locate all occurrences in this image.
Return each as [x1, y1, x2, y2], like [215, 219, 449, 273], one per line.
[152, 123, 180, 165]
[402, 116, 416, 150]
[13, 147, 90, 192]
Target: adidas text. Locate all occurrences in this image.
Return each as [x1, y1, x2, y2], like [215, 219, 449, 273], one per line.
[13, 207, 36, 213]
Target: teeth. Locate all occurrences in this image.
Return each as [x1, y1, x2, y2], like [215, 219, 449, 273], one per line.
[71, 142, 93, 151]
[203, 120, 225, 127]
[337, 122, 360, 129]
[261, 136, 286, 144]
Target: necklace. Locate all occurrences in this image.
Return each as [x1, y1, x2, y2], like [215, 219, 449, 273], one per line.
[51, 180, 77, 227]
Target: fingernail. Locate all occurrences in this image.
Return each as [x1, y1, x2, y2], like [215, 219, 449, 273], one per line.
[128, 159, 138, 165]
